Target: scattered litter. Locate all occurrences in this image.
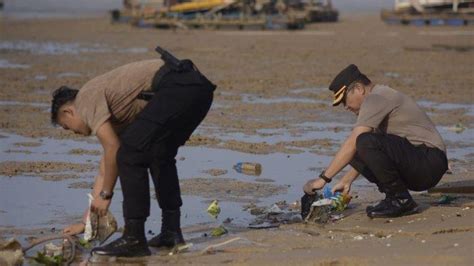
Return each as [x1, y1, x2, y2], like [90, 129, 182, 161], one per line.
[398, 229, 402, 233]
[456, 212, 462, 217]
[34, 75, 47, 81]
[384, 72, 400, 78]
[385, 219, 394, 223]
[16, 235, 76, 265]
[386, 234, 392, 239]
[249, 207, 266, 216]
[386, 243, 391, 247]
[462, 207, 470, 210]
[454, 243, 459, 247]
[43, 242, 62, 257]
[289, 201, 300, 211]
[223, 217, 233, 224]
[168, 243, 193, 256]
[447, 123, 466, 133]
[302, 186, 352, 224]
[369, 234, 375, 237]
[200, 237, 242, 255]
[33, 251, 64, 265]
[207, 200, 221, 219]
[0, 238, 23, 266]
[203, 168, 228, 177]
[437, 195, 457, 205]
[446, 163, 453, 174]
[248, 221, 281, 229]
[210, 225, 228, 237]
[266, 204, 284, 214]
[78, 239, 92, 249]
[233, 162, 262, 176]
[421, 240, 426, 243]
[353, 235, 364, 241]
[330, 214, 344, 221]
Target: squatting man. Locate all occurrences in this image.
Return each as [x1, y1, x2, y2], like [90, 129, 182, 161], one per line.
[303, 64, 448, 218]
[52, 51, 215, 257]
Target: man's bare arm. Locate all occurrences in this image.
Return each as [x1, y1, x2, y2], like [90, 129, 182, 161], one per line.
[92, 156, 106, 197]
[303, 126, 371, 194]
[96, 121, 120, 194]
[90, 121, 120, 215]
[324, 126, 372, 179]
[63, 156, 106, 235]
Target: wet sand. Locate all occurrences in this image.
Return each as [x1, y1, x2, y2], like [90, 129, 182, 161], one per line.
[0, 14, 473, 265]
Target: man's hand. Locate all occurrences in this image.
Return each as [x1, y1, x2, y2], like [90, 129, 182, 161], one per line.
[90, 197, 111, 216]
[63, 223, 85, 236]
[303, 178, 326, 195]
[332, 180, 351, 195]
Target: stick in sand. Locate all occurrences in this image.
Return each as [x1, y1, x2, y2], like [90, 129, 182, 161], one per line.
[200, 237, 242, 255]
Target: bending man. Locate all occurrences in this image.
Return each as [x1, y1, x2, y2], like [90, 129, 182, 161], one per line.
[52, 55, 215, 256]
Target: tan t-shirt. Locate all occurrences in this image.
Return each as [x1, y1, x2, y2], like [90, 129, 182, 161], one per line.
[75, 59, 165, 135]
[355, 85, 446, 153]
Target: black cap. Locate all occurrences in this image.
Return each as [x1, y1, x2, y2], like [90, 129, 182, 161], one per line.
[329, 64, 362, 106]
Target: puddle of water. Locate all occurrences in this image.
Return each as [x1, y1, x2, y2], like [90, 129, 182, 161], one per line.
[198, 122, 350, 145]
[0, 132, 98, 163]
[438, 126, 474, 159]
[0, 41, 149, 56]
[418, 100, 474, 116]
[118, 47, 149, 54]
[241, 93, 323, 104]
[0, 131, 357, 234]
[0, 100, 50, 108]
[289, 87, 327, 95]
[34, 75, 47, 81]
[0, 59, 30, 69]
[56, 72, 82, 78]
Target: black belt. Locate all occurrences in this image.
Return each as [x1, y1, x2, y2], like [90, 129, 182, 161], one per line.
[137, 60, 215, 101]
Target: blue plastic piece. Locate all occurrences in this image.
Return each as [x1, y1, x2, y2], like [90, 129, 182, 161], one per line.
[429, 19, 444, 26]
[410, 19, 426, 26]
[446, 19, 464, 26]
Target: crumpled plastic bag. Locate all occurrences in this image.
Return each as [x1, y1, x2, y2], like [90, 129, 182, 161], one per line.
[301, 193, 319, 219]
[0, 238, 24, 266]
[84, 194, 118, 244]
[207, 200, 221, 219]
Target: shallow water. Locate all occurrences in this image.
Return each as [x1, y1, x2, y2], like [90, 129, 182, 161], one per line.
[0, 41, 149, 56]
[0, 59, 30, 69]
[418, 100, 474, 116]
[1, 113, 471, 230]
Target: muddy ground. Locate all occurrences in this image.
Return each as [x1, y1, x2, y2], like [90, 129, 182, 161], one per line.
[0, 14, 473, 265]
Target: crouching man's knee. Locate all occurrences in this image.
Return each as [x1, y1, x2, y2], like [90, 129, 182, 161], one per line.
[356, 132, 380, 157]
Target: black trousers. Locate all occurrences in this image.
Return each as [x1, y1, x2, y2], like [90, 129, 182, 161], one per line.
[117, 70, 214, 219]
[350, 132, 448, 192]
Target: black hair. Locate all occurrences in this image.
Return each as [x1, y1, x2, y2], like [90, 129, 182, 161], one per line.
[51, 86, 79, 125]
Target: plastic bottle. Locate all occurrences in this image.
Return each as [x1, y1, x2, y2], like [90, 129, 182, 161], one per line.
[233, 162, 262, 176]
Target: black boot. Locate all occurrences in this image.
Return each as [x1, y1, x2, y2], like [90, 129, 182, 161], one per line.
[366, 183, 387, 213]
[148, 210, 185, 248]
[91, 219, 151, 257]
[367, 190, 418, 218]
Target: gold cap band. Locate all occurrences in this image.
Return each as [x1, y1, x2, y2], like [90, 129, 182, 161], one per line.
[332, 85, 346, 106]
